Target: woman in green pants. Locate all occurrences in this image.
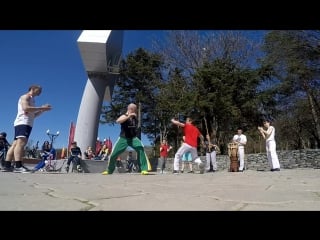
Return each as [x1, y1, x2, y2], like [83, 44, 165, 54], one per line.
[102, 103, 151, 175]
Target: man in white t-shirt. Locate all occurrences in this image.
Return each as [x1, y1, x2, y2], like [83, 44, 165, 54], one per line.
[2, 85, 52, 173]
[232, 127, 247, 172]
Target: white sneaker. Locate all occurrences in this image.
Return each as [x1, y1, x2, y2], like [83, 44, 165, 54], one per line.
[13, 167, 30, 173]
[76, 165, 83, 172]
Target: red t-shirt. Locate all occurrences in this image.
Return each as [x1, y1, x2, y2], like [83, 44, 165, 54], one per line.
[184, 123, 201, 147]
[160, 144, 170, 157]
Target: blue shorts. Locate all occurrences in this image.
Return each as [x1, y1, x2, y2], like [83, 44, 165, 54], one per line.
[14, 125, 32, 140]
[182, 152, 192, 162]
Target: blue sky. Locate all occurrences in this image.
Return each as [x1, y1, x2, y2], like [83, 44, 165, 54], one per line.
[0, 30, 265, 150]
[0, 30, 166, 149]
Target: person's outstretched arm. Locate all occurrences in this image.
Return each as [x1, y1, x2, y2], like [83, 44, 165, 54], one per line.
[171, 118, 185, 127]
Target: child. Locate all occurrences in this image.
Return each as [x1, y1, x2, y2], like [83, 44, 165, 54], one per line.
[181, 151, 193, 173]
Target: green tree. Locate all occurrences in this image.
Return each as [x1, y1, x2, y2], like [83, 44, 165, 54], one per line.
[100, 48, 164, 143]
[193, 59, 263, 152]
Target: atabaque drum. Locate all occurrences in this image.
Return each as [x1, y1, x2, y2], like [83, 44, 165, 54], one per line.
[228, 142, 239, 172]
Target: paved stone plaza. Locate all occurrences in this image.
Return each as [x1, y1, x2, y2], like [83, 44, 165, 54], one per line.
[0, 168, 320, 211]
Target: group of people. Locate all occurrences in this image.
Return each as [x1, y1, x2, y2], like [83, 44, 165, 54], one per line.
[158, 118, 217, 174]
[1, 84, 280, 175]
[83, 144, 110, 161]
[101, 102, 281, 175]
[0, 85, 85, 174]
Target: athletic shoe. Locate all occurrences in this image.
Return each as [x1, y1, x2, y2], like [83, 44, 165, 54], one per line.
[102, 170, 110, 175]
[172, 170, 179, 174]
[13, 167, 30, 173]
[21, 165, 30, 171]
[141, 170, 149, 175]
[76, 165, 82, 172]
[1, 167, 13, 172]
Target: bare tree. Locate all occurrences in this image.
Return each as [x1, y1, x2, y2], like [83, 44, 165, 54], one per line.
[153, 30, 262, 78]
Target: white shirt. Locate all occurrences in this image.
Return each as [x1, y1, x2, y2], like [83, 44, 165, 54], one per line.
[232, 134, 247, 148]
[14, 95, 36, 127]
[266, 126, 276, 142]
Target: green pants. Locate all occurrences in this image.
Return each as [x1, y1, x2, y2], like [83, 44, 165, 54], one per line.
[107, 137, 151, 173]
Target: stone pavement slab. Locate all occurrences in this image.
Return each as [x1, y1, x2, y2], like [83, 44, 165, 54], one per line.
[0, 168, 320, 211]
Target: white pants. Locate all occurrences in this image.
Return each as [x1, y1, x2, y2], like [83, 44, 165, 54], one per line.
[173, 143, 202, 171]
[266, 140, 280, 169]
[205, 151, 217, 171]
[237, 146, 245, 171]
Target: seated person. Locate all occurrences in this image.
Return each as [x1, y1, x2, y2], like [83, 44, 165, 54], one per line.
[126, 151, 132, 171]
[66, 141, 83, 172]
[96, 144, 109, 161]
[116, 156, 123, 168]
[0, 132, 10, 151]
[44, 146, 56, 170]
[31, 141, 56, 172]
[84, 146, 95, 159]
[0, 132, 10, 168]
[40, 141, 51, 158]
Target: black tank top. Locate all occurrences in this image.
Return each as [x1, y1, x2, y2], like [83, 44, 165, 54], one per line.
[120, 114, 138, 139]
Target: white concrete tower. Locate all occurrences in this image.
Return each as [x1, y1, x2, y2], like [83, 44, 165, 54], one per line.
[75, 30, 123, 153]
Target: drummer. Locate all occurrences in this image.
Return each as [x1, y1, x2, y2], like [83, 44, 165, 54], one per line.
[232, 127, 247, 172]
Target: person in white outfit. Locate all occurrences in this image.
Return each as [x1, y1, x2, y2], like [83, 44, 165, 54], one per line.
[232, 127, 247, 172]
[205, 134, 217, 172]
[258, 119, 280, 171]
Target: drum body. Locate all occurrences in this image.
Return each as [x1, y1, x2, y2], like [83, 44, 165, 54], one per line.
[228, 143, 239, 172]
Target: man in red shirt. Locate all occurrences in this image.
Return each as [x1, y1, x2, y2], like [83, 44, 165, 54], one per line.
[159, 139, 172, 174]
[171, 116, 205, 174]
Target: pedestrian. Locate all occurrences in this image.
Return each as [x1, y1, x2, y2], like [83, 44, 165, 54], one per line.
[159, 139, 172, 174]
[171, 116, 205, 174]
[102, 103, 151, 175]
[204, 134, 218, 172]
[258, 119, 281, 171]
[2, 85, 52, 173]
[232, 127, 247, 172]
